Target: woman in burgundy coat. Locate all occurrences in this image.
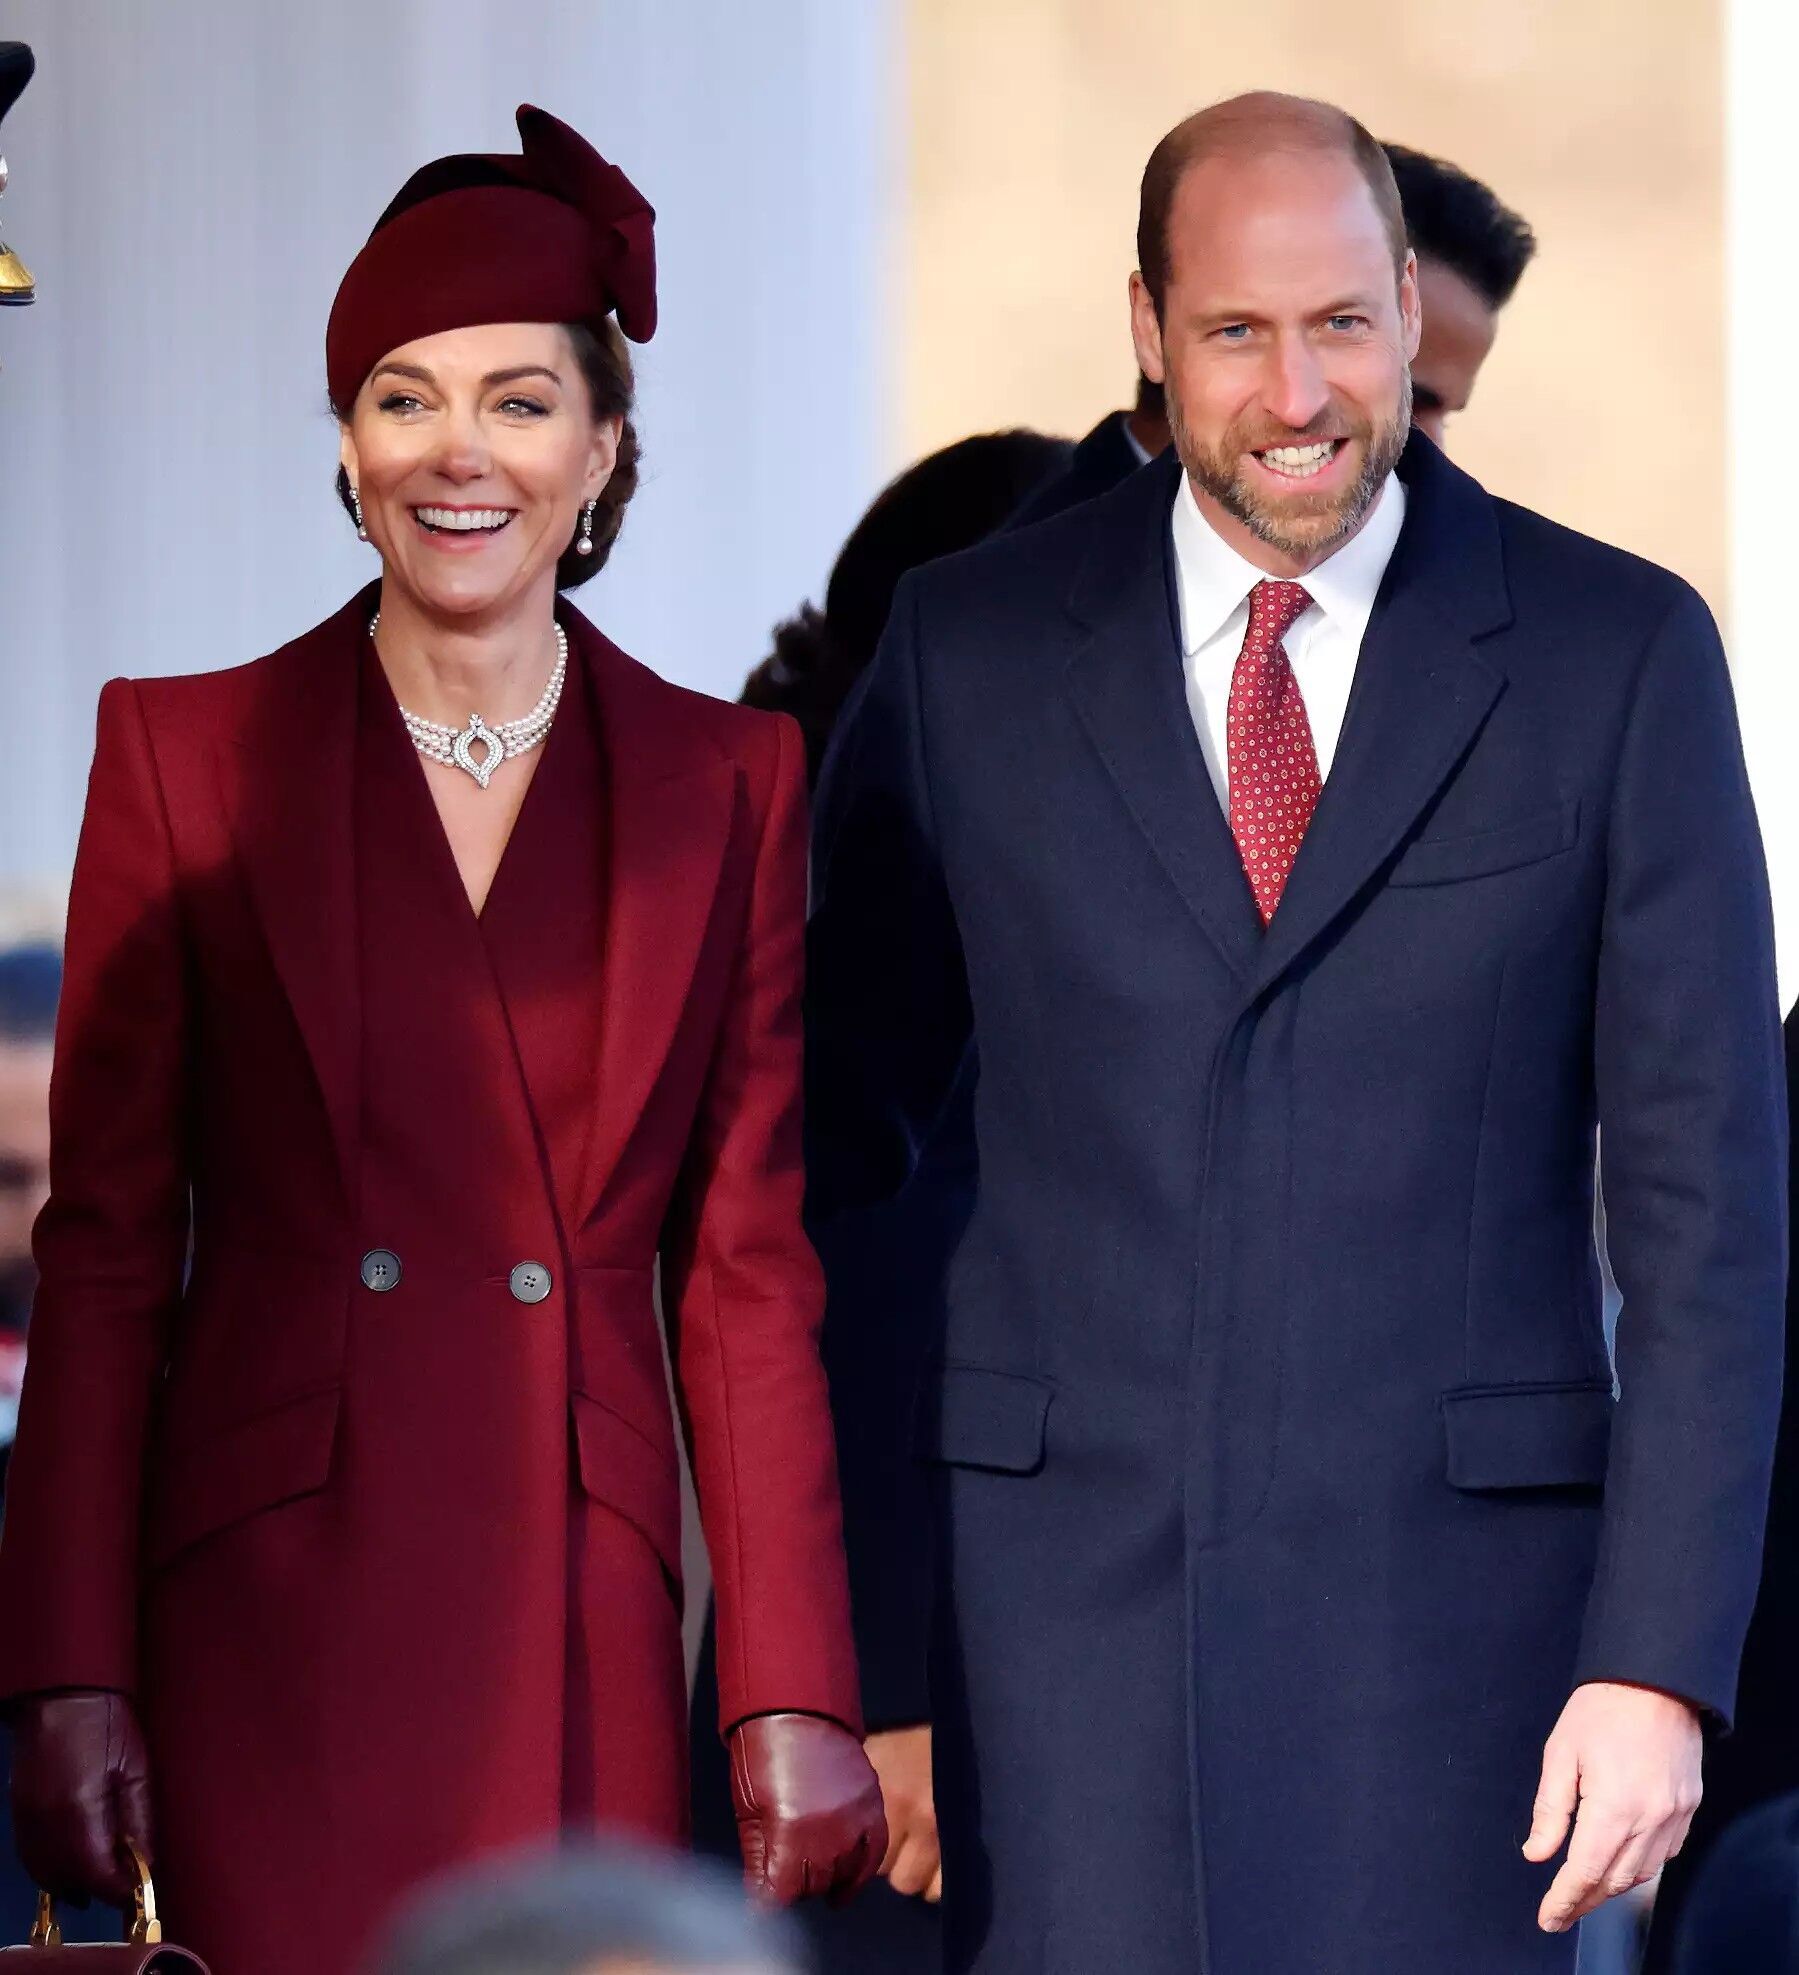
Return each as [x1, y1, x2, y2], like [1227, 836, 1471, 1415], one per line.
[0, 108, 882, 1975]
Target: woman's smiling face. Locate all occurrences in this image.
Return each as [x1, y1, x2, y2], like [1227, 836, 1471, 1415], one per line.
[340, 321, 620, 623]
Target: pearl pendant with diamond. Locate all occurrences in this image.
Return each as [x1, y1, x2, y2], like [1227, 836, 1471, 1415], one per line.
[371, 614, 569, 790]
[450, 714, 506, 789]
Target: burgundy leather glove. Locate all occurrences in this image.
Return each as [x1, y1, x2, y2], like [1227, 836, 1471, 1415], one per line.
[10, 1690, 155, 1907]
[729, 1712, 887, 1905]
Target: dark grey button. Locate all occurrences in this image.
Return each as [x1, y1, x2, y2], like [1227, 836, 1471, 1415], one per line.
[360, 1248, 402, 1293]
[509, 1261, 553, 1305]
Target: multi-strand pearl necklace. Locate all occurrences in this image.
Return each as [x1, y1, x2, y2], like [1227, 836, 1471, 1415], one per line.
[370, 615, 568, 791]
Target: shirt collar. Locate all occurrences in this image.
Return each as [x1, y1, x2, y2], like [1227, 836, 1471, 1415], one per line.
[1170, 466, 1407, 656]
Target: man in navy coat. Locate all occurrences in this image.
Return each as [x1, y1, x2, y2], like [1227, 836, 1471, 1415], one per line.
[806, 93, 1788, 1974]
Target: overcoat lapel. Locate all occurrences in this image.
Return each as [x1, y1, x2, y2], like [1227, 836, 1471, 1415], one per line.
[1063, 454, 1264, 979]
[572, 614, 736, 1216]
[1248, 437, 1513, 998]
[221, 591, 369, 1204]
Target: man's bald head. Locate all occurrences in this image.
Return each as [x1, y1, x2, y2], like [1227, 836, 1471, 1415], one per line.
[1138, 93, 1407, 318]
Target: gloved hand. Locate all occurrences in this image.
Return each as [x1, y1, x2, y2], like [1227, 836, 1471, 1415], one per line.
[729, 1711, 887, 1905]
[10, 1690, 155, 1907]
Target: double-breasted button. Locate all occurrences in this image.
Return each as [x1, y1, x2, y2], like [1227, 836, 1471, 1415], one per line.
[360, 1248, 402, 1293]
[509, 1261, 553, 1305]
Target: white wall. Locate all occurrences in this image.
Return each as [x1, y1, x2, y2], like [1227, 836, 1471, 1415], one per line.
[0, 0, 897, 879]
[1727, 0, 1799, 1013]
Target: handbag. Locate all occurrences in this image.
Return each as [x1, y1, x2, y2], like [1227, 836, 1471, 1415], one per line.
[0, 1844, 209, 1971]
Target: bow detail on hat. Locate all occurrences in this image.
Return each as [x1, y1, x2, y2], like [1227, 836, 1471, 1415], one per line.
[514, 106, 657, 344]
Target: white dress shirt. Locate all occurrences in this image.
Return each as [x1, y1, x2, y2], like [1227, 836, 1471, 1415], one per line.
[1169, 469, 1406, 809]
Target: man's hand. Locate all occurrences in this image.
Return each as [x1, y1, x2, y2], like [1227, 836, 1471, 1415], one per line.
[866, 1724, 941, 1902]
[1523, 1680, 1703, 1933]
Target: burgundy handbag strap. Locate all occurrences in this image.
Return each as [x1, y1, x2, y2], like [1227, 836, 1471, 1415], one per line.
[0, 1952, 209, 1970]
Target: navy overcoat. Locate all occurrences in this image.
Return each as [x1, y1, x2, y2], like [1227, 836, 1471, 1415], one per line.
[805, 437, 1789, 1974]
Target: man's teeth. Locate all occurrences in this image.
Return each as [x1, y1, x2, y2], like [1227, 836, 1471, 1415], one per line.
[1258, 442, 1338, 478]
[415, 506, 514, 532]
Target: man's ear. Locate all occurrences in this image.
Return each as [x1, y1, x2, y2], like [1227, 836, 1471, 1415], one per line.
[1128, 271, 1168, 387]
[1398, 249, 1422, 363]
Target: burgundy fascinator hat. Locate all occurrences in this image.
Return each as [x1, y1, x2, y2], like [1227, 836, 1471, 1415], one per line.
[326, 104, 656, 409]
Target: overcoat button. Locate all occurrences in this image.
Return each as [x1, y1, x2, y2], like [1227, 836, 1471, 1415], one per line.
[360, 1248, 402, 1292]
[510, 1261, 553, 1304]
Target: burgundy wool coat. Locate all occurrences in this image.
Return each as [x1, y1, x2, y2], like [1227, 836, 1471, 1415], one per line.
[0, 591, 860, 1975]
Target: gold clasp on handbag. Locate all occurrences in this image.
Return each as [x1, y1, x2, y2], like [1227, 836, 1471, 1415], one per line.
[28, 1838, 162, 1947]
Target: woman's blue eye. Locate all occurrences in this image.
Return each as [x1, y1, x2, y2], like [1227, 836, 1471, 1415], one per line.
[499, 396, 550, 417]
[377, 393, 424, 413]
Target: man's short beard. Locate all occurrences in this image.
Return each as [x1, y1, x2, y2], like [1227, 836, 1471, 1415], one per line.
[1169, 370, 1412, 562]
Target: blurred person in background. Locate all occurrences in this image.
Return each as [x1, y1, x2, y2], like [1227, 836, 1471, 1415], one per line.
[0, 942, 59, 1946]
[737, 430, 1073, 780]
[1012, 137, 1535, 538]
[375, 1843, 805, 1975]
[1383, 141, 1536, 446]
[0, 106, 882, 1975]
[0, 943, 58, 1480]
[1006, 375, 1171, 528]
[694, 425, 1072, 1975]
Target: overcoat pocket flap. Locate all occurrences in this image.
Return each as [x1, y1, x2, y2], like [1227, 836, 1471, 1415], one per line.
[570, 1391, 682, 1578]
[1390, 803, 1578, 887]
[917, 1364, 1053, 1474]
[1442, 1381, 1614, 1490]
[146, 1386, 341, 1572]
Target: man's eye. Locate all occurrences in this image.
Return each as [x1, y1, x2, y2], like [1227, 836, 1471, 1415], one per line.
[1216, 324, 1252, 342]
[1327, 315, 1365, 332]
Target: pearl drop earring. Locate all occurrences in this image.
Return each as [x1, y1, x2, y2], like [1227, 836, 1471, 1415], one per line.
[350, 486, 369, 542]
[576, 500, 596, 556]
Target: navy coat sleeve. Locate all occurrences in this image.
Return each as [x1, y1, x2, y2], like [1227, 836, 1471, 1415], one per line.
[807, 574, 973, 1729]
[1575, 587, 1789, 1723]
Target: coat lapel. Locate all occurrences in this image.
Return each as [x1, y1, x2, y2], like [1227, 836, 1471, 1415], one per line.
[1063, 452, 1264, 979]
[1247, 436, 1513, 999]
[573, 616, 736, 1216]
[220, 591, 370, 1203]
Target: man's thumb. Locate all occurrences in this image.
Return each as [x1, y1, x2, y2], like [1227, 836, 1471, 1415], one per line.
[1523, 1742, 1579, 1862]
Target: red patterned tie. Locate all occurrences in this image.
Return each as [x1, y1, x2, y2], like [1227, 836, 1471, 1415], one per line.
[1227, 579, 1320, 924]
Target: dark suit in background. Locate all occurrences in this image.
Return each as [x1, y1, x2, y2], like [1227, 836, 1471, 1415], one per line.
[1665, 1790, 1799, 1973]
[1003, 410, 1148, 529]
[1644, 1005, 1799, 1971]
[807, 437, 1787, 1973]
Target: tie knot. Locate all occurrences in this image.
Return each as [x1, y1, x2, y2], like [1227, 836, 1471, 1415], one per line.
[1247, 579, 1313, 647]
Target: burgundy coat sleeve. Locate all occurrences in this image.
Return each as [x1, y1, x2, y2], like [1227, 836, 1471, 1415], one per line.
[0, 681, 191, 1698]
[661, 713, 861, 1740]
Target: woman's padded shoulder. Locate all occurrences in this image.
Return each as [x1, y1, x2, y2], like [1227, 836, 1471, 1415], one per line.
[592, 630, 800, 801]
[106, 655, 265, 730]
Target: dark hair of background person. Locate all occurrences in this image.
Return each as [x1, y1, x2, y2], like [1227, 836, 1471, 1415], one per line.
[376, 1844, 805, 1975]
[0, 946, 60, 1044]
[1137, 96, 1407, 318]
[741, 428, 1072, 784]
[1136, 373, 1166, 422]
[329, 319, 640, 590]
[1381, 142, 1536, 311]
